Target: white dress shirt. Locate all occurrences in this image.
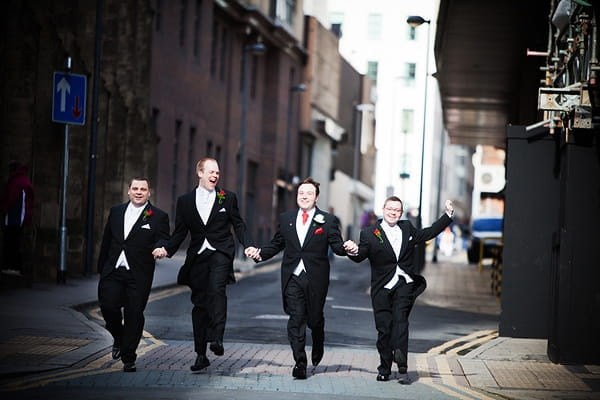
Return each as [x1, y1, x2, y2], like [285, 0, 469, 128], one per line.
[115, 201, 147, 270]
[293, 208, 315, 276]
[380, 222, 413, 289]
[195, 186, 217, 254]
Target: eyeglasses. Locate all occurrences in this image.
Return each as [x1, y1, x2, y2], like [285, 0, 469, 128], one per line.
[384, 207, 403, 213]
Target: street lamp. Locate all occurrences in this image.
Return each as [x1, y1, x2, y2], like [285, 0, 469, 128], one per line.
[406, 15, 431, 230]
[283, 83, 306, 208]
[238, 42, 266, 211]
[407, 15, 431, 272]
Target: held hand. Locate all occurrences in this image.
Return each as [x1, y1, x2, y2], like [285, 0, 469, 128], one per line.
[445, 199, 454, 217]
[244, 246, 262, 260]
[152, 247, 167, 259]
[343, 240, 358, 255]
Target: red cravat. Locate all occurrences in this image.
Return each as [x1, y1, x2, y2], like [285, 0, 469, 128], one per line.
[302, 211, 309, 225]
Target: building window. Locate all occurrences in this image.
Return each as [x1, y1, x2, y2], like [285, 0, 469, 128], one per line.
[179, 0, 187, 48]
[155, 0, 162, 32]
[271, 0, 296, 26]
[219, 26, 228, 82]
[215, 145, 222, 161]
[210, 20, 219, 76]
[408, 25, 416, 40]
[404, 62, 416, 87]
[193, 0, 202, 57]
[367, 61, 378, 86]
[367, 13, 382, 40]
[401, 109, 414, 133]
[400, 154, 411, 179]
[206, 139, 213, 157]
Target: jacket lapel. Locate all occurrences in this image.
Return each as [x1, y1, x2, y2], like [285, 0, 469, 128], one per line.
[377, 223, 397, 261]
[125, 202, 151, 240]
[398, 222, 411, 259]
[205, 186, 223, 225]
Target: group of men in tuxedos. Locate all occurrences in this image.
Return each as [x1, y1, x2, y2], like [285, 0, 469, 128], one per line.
[97, 157, 454, 382]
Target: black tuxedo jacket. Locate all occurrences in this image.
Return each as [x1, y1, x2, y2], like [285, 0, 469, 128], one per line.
[349, 214, 452, 300]
[97, 201, 170, 296]
[165, 187, 247, 284]
[259, 207, 346, 314]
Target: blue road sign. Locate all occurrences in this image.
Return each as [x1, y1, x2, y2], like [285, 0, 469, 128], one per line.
[52, 72, 87, 125]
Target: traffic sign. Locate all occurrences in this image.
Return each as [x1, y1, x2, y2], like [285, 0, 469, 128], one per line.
[52, 72, 87, 125]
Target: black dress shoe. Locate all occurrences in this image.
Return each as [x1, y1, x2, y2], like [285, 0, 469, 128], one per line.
[123, 361, 136, 372]
[112, 345, 121, 360]
[393, 348, 407, 366]
[398, 366, 408, 374]
[209, 340, 224, 356]
[190, 355, 210, 372]
[311, 344, 324, 366]
[292, 363, 307, 379]
[376, 374, 390, 382]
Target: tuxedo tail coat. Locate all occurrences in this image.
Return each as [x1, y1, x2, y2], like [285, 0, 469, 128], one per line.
[258, 208, 346, 314]
[350, 213, 452, 300]
[97, 201, 170, 297]
[165, 187, 247, 285]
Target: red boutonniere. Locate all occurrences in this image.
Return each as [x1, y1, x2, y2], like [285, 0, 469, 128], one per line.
[216, 189, 226, 204]
[314, 227, 324, 235]
[373, 228, 383, 243]
[143, 209, 153, 221]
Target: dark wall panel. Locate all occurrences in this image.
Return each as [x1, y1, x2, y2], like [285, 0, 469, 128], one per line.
[500, 126, 560, 338]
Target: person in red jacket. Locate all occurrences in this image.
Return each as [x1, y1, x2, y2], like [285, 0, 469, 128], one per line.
[1, 161, 34, 276]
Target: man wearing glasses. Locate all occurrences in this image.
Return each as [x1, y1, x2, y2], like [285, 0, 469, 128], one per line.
[348, 196, 454, 382]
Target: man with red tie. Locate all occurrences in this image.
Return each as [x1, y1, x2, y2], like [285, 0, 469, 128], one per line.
[245, 178, 357, 379]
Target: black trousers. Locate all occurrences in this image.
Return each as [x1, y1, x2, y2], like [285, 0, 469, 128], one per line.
[188, 250, 231, 355]
[2, 225, 23, 271]
[98, 267, 149, 364]
[371, 280, 414, 375]
[284, 272, 324, 365]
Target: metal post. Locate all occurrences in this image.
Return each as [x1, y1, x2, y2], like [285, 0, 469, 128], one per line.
[84, 0, 104, 276]
[416, 21, 431, 230]
[58, 122, 70, 284]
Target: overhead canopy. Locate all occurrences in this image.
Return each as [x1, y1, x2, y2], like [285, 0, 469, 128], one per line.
[434, 0, 549, 148]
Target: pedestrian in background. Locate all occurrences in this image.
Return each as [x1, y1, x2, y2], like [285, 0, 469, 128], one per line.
[245, 178, 357, 380]
[153, 157, 250, 373]
[1, 161, 34, 277]
[97, 177, 170, 372]
[348, 196, 454, 382]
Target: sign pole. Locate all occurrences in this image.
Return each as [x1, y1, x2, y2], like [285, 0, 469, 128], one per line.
[57, 56, 72, 284]
[58, 122, 69, 284]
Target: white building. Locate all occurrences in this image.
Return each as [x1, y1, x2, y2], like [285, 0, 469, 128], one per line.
[324, 0, 473, 228]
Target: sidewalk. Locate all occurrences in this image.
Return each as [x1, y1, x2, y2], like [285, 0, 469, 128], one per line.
[0, 251, 598, 399]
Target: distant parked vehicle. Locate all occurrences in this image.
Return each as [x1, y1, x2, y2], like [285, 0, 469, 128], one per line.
[467, 217, 503, 264]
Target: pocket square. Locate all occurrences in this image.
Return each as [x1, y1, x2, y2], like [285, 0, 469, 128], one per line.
[141, 224, 151, 229]
[219, 208, 226, 212]
[408, 236, 413, 241]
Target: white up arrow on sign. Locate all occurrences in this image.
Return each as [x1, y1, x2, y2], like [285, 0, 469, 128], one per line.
[56, 77, 71, 112]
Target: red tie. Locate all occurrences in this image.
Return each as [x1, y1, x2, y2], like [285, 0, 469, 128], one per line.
[302, 211, 309, 225]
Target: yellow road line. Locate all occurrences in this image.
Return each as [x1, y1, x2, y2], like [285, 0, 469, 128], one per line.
[427, 329, 497, 355]
[446, 332, 498, 356]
